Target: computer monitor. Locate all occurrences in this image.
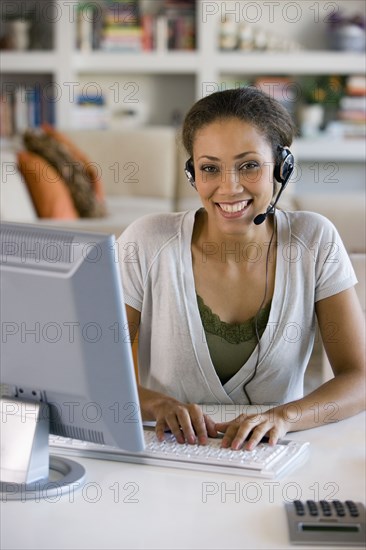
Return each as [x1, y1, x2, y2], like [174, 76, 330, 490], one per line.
[0, 222, 145, 500]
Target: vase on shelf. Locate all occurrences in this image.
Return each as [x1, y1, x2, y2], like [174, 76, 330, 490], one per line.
[6, 20, 31, 50]
[298, 104, 325, 138]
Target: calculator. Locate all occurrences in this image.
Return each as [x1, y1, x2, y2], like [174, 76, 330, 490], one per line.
[285, 500, 365, 546]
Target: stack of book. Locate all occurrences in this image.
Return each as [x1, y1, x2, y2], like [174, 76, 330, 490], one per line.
[0, 85, 55, 137]
[72, 93, 108, 129]
[75, 0, 196, 52]
[337, 75, 366, 138]
[155, 0, 195, 51]
[100, 0, 142, 52]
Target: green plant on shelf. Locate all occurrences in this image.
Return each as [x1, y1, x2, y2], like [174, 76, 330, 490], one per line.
[300, 75, 345, 106]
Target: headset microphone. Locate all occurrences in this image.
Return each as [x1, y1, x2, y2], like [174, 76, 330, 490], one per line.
[253, 211, 268, 225]
[253, 146, 294, 226]
[253, 188, 284, 225]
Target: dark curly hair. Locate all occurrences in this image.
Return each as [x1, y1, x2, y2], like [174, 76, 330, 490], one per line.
[181, 87, 297, 164]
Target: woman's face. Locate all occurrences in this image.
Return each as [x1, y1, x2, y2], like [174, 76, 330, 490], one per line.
[192, 117, 275, 236]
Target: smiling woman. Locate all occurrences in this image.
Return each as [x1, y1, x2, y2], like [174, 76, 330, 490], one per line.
[117, 87, 365, 452]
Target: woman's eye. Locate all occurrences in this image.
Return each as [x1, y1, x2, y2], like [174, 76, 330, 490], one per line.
[240, 162, 259, 171]
[201, 165, 218, 173]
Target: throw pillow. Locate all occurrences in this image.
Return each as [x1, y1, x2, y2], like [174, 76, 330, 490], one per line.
[23, 129, 106, 218]
[17, 151, 79, 219]
[41, 123, 105, 204]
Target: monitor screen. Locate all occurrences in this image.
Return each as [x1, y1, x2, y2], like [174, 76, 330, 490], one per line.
[0, 222, 145, 497]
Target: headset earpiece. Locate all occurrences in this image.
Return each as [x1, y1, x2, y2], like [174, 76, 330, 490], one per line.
[254, 146, 295, 225]
[184, 158, 196, 189]
[274, 147, 294, 188]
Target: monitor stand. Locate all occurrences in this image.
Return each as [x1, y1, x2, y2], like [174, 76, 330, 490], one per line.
[0, 398, 86, 501]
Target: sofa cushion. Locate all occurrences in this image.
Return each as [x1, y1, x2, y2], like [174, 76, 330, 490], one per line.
[294, 193, 366, 253]
[42, 123, 105, 203]
[64, 128, 177, 199]
[23, 130, 106, 218]
[37, 196, 174, 237]
[17, 151, 79, 219]
[0, 149, 37, 222]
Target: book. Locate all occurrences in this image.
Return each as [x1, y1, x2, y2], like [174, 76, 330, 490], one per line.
[0, 83, 54, 136]
[82, 0, 196, 52]
[334, 75, 366, 137]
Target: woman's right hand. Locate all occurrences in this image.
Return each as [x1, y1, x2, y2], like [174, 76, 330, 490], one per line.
[139, 386, 218, 445]
[153, 398, 218, 445]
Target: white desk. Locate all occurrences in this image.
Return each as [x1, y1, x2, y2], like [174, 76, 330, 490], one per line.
[1, 409, 365, 550]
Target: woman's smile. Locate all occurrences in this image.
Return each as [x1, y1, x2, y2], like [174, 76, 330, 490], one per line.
[215, 199, 254, 218]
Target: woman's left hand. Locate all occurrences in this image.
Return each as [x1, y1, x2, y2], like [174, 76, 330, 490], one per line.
[215, 408, 291, 450]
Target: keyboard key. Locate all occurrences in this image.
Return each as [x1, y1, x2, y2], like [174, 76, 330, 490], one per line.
[294, 500, 305, 516]
[345, 500, 360, 517]
[320, 500, 332, 516]
[306, 500, 319, 516]
[333, 500, 346, 517]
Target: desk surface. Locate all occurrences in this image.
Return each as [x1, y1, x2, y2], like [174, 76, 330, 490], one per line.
[1, 409, 365, 550]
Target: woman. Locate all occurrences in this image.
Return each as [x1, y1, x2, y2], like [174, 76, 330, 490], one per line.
[118, 87, 365, 450]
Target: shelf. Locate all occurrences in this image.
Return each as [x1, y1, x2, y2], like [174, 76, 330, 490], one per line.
[217, 51, 366, 75]
[73, 50, 366, 76]
[73, 51, 200, 74]
[4, 49, 365, 77]
[0, 51, 57, 73]
[294, 138, 366, 161]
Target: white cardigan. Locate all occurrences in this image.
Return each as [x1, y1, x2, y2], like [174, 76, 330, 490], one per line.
[117, 209, 356, 405]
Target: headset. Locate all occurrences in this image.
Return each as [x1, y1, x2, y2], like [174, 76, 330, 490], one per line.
[184, 146, 295, 225]
[184, 158, 196, 188]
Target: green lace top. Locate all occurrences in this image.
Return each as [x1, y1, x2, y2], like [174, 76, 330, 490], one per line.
[196, 294, 271, 385]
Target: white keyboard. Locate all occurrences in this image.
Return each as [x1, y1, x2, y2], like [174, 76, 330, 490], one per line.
[49, 428, 309, 479]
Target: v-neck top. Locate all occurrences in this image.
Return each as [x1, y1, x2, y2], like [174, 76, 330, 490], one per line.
[196, 294, 271, 384]
[117, 208, 357, 405]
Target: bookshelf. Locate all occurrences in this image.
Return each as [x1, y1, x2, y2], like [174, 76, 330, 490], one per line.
[1, 1, 365, 154]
